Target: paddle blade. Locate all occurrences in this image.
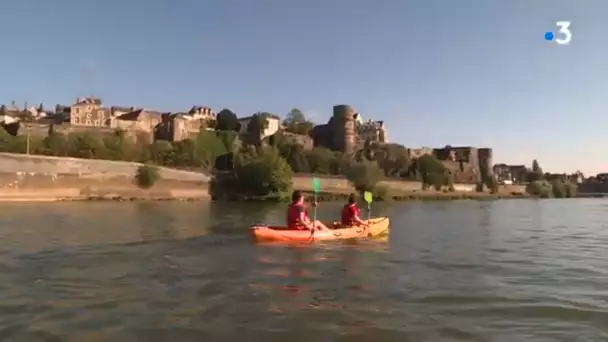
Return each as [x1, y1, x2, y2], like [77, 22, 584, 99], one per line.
[312, 178, 321, 193]
[363, 191, 373, 203]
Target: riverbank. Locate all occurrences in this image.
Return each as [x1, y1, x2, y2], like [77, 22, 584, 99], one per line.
[0, 179, 209, 202]
[0, 153, 210, 202]
[214, 188, 532, 202]
[299, 190, 531, 201]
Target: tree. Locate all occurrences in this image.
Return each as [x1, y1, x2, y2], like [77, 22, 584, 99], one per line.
[283, 108, 306, 128]
[344, 160, 385, 192]
[195, 130, 228, 169]
[306, 147, 337, 174]
[532, 159, 542, 173]
[234, 147, 293, 198]
[38, 103, 44, 113]
[215, 109, 240, 131]
[526, 180, 552, 198]
[147, 141, 174, 165]
[0, 105, 6, 115]
[550, 179, 566, 198]
[417, 155, 450, 190]
[0, 126, 14, 152]
[68, 133, 106, 159]
[528, 159, 544, 182]
[102, 131, 134, 160]
[283, 108, 314, 135]
[42, 132, 68, 156]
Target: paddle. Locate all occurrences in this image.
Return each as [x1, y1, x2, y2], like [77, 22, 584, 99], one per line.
[312, 177, 320, 223]
[363, 191, 373, 221]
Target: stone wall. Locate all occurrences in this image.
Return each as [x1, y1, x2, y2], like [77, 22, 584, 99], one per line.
[578, 182, 608, 193]
[0, 153, 209, 201]
[0, 153, 209, 182]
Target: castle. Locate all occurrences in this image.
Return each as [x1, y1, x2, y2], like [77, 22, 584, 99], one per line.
[310, 104, 493, 183]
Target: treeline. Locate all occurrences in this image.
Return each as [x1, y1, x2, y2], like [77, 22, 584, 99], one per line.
[524, 160, 577, 198]
[0, 126, 235, 169]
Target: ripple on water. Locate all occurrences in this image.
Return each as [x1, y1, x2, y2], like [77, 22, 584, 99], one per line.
[0, 200, 606, 340]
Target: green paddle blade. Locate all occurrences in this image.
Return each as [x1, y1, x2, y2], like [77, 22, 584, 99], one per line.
[312, 178, 321, 193]
[363, 191, 373, 203]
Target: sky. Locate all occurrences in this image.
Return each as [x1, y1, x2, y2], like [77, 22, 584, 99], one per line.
[0, 0, 606, 175]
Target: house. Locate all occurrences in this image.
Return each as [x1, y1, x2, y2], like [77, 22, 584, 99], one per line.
[156, 112, 205, 142]
[111, 106, 136, 118]
[70, 97, 107, 126]
[187, 106, 216, 121]
[237, 114, 280, 139]
[493, 164, 528, 183]
[357, 119, 388, 143]
[114, 109, 163, 143]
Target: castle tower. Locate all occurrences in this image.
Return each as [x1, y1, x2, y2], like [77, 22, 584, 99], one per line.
[478, 148, 494, 178]
[332, 105, 357, 154]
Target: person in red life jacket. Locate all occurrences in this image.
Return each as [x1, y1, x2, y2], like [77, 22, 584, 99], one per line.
[340, 193, 369, 228]
[286, 190, 330, 231]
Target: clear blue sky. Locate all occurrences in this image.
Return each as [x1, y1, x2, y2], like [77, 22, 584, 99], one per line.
[0, 0, 605, 174]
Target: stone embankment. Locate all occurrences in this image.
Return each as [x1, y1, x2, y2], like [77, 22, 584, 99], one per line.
[0, 153, 209, 202]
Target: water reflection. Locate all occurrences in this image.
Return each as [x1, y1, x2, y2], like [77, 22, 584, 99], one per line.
[0, 200, 606, 340]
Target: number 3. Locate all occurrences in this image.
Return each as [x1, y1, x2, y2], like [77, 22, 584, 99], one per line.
[555, 21, 572, 45]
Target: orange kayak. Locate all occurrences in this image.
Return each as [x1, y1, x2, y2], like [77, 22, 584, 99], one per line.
[250, 217, 390, 243]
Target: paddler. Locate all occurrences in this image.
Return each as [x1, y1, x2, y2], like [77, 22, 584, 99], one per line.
[287, 190, 330, 231]
[340, 193, 369, 228]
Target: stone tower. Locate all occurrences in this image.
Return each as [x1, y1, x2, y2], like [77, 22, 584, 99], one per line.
[477, 148, 494, 178]
[332, 105, 357, 154]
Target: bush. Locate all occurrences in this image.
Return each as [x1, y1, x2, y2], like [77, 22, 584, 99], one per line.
[565, 181, 577, 198]
[344, 160, 384, 192]
[526, 180, 552, 198]
[135, 164, 160, 189]
[485, 176, 499, 194]
[417, 155, 451, 190]
[550, 179, 566, 198]
[233, 147, 293, 198]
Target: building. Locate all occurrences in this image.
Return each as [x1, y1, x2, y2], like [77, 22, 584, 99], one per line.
[187, 106, 216, 121]
[237, 114, 280, 139]
[70, 97, 107, 126]
[493, 164, 528, 183]
[70, 97, 139, 127]
[357, 119, 388, 143]
[113, 109, 163, 143]
[407, 147, 433, 159]
[111, 106, 135, 118]
[156, 112, 207, 142]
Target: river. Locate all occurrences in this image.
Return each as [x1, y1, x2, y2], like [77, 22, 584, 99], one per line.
[0, 199, 607, 341]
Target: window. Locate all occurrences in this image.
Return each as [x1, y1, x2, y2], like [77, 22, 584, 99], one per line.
[74, 108, 80, 114]
[85, 120, 92, 125]
[85, 113, 92, 119]
[73, 117, 80, 124]
[94, 120, 100, 125]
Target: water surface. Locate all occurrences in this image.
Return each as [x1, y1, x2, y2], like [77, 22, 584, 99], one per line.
[0, 199, 607, 341]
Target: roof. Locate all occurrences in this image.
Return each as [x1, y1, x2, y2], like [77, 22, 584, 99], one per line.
[238, 113, 281, 121]
[117, 109, 162, 121]
[188, 106, 214, 114]
[73, 97, 102, 105]
[111, 106, 134, 113]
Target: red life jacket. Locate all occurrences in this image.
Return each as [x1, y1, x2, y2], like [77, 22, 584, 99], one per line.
[341, 204, 360, 226]
[287, 203, 309, 229]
